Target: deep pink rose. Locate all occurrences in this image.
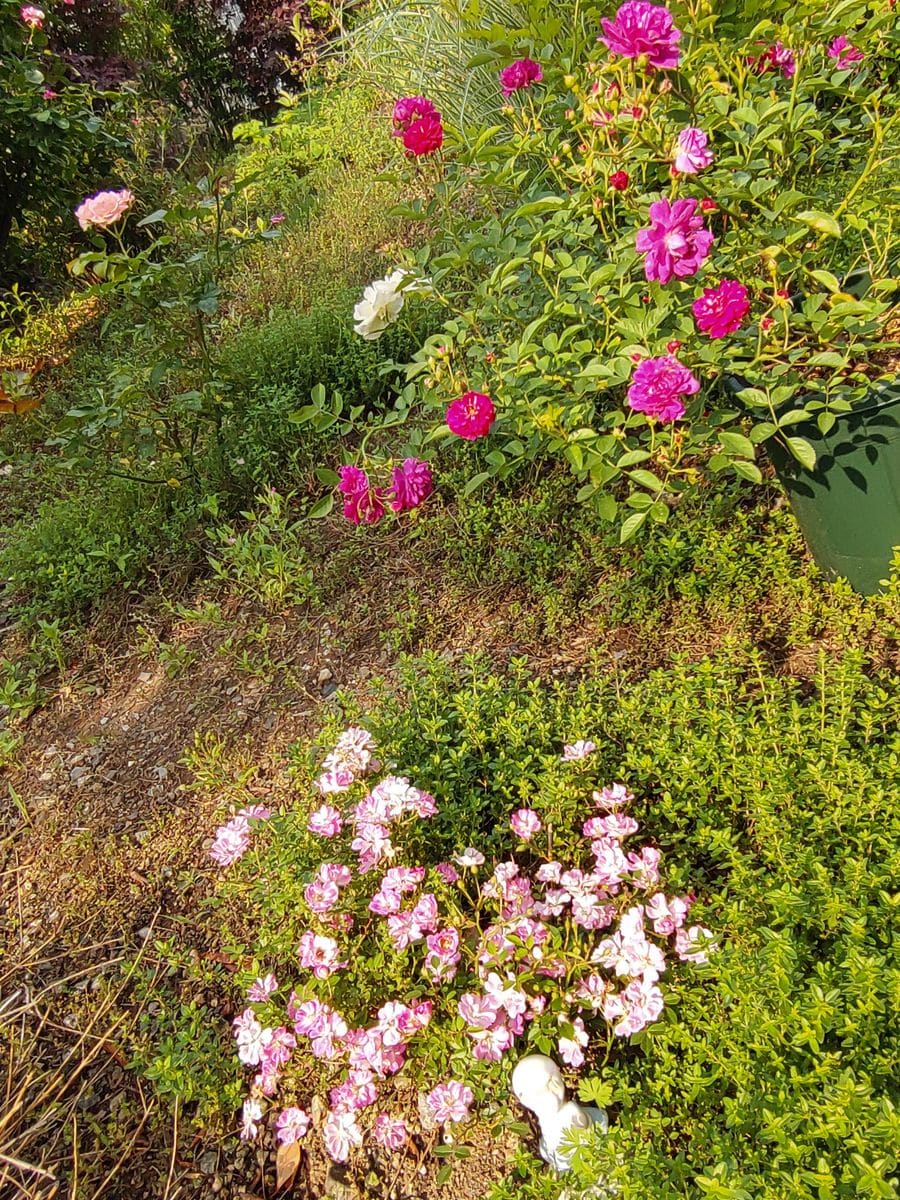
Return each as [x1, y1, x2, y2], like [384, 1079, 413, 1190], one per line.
[753, 42, 796, 78]
[692, 279, 750, 338]
[598, 2, 682, 70]
[338, 465, 386, 525]
[402, 112, 444, 157]
[74, 188, 134, 231]
[446, 391, 496, 440]
[828, 36, 863, 70]
[673, 127, 713, 175]
[627, 355, 699, 423]
[635, 197, 713, 284]
[392, 96, 437, 132]
[389, 457, 434, 512]
[609, 170, 630, 191]
[499, 58, 543, 96]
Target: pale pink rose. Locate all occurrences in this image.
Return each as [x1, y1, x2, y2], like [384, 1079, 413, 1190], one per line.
[74, 188, 135, 231]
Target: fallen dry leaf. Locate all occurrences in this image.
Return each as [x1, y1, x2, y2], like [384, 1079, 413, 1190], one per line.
[276, 1140, 302, 1191]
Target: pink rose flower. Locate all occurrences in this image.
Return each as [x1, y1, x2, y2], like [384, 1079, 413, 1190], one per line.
[499, 58, 543, 96]
[598, 1, 682, 70]
[692, 279, 751, 338]
[434, 861, 459, 883]
[210, 815, 251, 866]
[558, 1015, 588, 1067]
[828, 35, 863, 69]
[42, 88, 58, 100]
[74, 188, 135, 231]
[594, 782, 633, 809]
[446, 391, 496, 439]
[21, 5, 44, 27]
[372, 1114, 408, 1150]
[337, 464, 386, 525]
[392, 95, 437, 132]
[308, 804, 343, 837]
[673, 127, 713, 175]
[426, 1080, 474, 1125]
[675, 924, 717, 964]
[323, 1109, 363, 1162]
[247, 972, 278, 1001]
[627, 355, 699, 423]
[753, 41, 796, 78]
[389, 457, 434, 512]
[402, 112, 444, 157]
[276, 1106, 310, 1145]
[562, 739, 596, 761]
[510, 808, 542, 840]
[298, 931, 347, 979]
[635, 197, 713, 284]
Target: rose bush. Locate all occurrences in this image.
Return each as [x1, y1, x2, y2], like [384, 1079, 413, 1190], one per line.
[385, 0, 900, 538]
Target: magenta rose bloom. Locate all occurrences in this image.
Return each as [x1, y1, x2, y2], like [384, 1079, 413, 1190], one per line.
[692, 280, 751, 339]
[392, 95, 437, 134]
[673, 127, 713, 175]
[635, 197, 713, 285]
[338, 465, 386, 525]
[446, 392, 496, 440]
[598, 2, 682, 70]
[828, 35, 863, 70]
[627, 355, 699, 423]
[753, 42, 796, 78]
[402, 112, 444, 157]
[389, 457, 434, 512]
[499, 58, 543, 96]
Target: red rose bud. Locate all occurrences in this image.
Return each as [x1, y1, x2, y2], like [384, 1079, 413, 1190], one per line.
[760, 316, 774, 330]
[700, 198, 718, 212]
[609, 170, 629, 191]
[630, 105, 643, 120]
[666, 340, 681, 353]
[631, 352, 643, 362]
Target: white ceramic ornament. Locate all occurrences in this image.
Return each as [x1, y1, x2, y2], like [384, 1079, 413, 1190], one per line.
[511, 1054, 608, 1172]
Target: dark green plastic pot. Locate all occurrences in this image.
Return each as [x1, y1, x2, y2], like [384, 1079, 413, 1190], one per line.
[765, 379, 900, 595]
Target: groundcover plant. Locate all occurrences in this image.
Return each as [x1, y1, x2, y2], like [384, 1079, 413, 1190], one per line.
[212, 723, 715, 1167]
[205, 649, 899, 1196]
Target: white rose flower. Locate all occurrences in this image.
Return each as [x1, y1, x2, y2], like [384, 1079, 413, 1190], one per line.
[352, 269, 431, 340]
[353, 270, 407, 341]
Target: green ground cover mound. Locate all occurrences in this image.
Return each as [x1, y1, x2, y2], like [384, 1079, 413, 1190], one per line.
[198, 644, 898, 1199]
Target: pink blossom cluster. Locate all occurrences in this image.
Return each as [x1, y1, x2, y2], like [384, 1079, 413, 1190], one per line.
[283, 993, 432, 1159]
[338, 459, 433, 526]
[314, 726, 376, 795]
[230, 741, 715, 1166]
[392, 96, 444, 157]
[348, 774, 437, 874]
[232, 1008, 297, 1096]
[210, 804, 271, 867]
